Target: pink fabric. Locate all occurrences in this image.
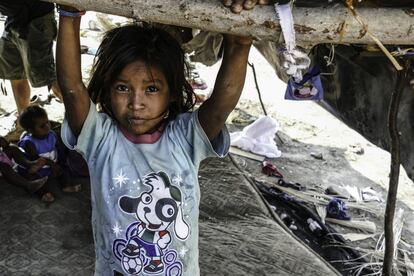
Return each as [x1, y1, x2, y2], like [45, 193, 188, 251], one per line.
[119, 125, 164, 144]
[0, 151, 13, 166]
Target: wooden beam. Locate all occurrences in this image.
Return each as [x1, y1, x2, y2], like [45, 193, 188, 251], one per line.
[49, 0, 414, 45]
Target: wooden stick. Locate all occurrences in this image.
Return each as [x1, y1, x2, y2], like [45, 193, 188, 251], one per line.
[382, 59, 409, 276]
[48, 0, 414, 46]
[229, 146, 265, 162]
[345, 2, 403, 71]
[325, 217, 377, 234]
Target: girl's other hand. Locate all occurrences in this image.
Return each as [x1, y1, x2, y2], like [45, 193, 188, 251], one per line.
[222, 0, 271, 14]
[224, 34, 253, 47]
[57, 4, 83, 12]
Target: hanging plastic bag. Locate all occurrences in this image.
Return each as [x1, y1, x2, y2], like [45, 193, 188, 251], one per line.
[284, 65, 324, 101]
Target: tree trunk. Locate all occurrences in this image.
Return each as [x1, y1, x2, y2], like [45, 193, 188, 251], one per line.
[49, 0, 414, 46]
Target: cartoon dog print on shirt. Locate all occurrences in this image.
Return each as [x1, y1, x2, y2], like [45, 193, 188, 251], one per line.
[114, 171, 189, 275]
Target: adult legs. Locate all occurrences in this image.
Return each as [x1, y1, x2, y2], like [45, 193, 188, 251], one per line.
[11, 79, 63, 116]
[11, 79, 31, 115]
[11, 79, 63, 114]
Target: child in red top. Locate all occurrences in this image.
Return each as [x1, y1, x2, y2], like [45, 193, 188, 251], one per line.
[0, 136, 48, 194]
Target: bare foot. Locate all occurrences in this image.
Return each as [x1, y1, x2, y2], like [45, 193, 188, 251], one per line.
[62, 184, 81, 193]
[27, 176, 48, 193]
[28, 158, 47, 174]
[41, 192, 55, 202]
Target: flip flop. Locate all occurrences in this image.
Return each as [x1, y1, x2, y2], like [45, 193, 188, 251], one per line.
[30, 94, 50, 105]
[262, 160, 283, 178]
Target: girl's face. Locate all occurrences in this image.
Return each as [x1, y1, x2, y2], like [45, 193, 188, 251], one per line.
[110, 60, 170, 135]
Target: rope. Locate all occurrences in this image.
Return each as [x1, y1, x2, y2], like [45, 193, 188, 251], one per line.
[345, 1, 403, 71]
[391, 48, 414, 57]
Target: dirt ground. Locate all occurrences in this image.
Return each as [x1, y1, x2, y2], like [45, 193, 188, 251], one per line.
[1, 12, 414, 273]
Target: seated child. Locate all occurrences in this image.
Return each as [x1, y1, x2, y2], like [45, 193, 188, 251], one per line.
[0, 136, 48, 193]
[17, 105, 82, 202]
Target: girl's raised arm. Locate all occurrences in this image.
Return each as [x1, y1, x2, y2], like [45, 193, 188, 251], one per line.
[198, 35, 252, 141]
[56, 8, 90, 137]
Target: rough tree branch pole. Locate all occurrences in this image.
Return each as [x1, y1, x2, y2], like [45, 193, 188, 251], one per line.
[47, 0, 414, 46]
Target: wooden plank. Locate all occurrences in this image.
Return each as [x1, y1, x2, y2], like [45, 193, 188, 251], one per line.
[325, 217, 377, 233]
[229, 146, 265, 162]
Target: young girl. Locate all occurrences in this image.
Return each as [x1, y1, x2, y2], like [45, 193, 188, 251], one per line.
[57, 6, 251, 276]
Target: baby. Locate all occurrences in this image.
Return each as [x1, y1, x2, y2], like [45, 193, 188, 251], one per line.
[17, 105, 81, 202]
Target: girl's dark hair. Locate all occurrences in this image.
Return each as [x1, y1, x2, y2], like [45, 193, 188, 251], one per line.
[88, 25, 195, 120]
[19, 105, 47, 131]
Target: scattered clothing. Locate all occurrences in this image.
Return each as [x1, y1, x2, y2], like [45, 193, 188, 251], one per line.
[230, 116, 281, 158]
[307, 218, 323, 237]
[343, 185, 362, 202]
[325, 185, 351, 200]
[326, 198, 351, 221]
[280, 213, 296, 229]
[361, 187, 383, 202]
[255, 179, 373, 275]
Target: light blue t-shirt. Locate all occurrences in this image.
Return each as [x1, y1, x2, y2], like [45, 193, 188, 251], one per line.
[62, 103, 229, 276]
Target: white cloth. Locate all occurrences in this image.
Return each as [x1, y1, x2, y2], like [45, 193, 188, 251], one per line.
[275, 3, 310, 82]
[230, 116, 281, 158]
